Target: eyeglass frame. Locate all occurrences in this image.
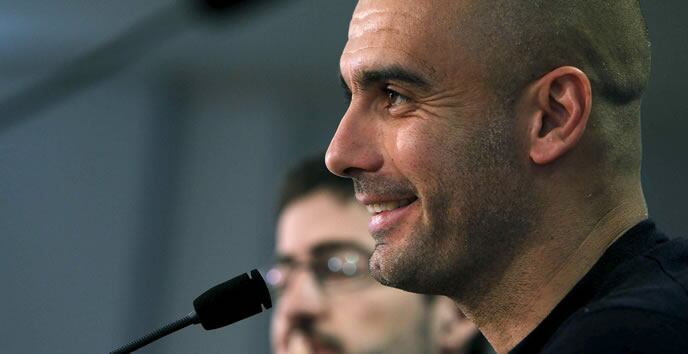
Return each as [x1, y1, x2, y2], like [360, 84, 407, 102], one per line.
[267, 240, 376, 297]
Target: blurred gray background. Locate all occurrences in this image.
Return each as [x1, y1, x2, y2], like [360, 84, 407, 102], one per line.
[0, 1, 685, 353]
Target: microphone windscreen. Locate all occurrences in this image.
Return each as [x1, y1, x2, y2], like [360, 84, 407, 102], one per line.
[193, 269, 272, 330]
[194, 0, 271, 16]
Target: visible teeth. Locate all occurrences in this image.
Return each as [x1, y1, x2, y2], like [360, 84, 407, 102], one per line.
[398, 198, 412, 208]
[365, 199, 413, 215]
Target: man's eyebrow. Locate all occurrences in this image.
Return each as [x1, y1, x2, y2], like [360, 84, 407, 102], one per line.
[274, 240, 372, 265]
[344, 65, 432, 92]
[274, 254, 295, 265]
[311, 239, 372, 257]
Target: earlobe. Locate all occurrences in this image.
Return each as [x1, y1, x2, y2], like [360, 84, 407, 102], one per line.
[528, 66, 592, 165]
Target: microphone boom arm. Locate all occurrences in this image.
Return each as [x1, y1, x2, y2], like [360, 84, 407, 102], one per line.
[109, 269, 272, 353]
[110, 312, 200, 354]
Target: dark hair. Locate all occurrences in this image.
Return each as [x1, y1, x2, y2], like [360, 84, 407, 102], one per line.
[277, 154, 354, 214]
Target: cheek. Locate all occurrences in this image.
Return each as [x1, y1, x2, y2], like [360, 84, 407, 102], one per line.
[390, 121, 461, 197]
[270, 308, 287, 351]
[391, 123, 445, 176]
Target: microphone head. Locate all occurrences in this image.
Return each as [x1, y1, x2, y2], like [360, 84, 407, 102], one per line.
[193, 269, 272, 330]
[193, 0, 272, 17]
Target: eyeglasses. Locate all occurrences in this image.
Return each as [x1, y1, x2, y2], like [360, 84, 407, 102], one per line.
[267, 244, 374, 296]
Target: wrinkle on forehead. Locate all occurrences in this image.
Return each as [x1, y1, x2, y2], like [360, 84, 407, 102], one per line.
[351, 7, 423, 22]
[341, 46, 438, 80]
[348, 8, 423, 40]
[343, 1, 467, 82]
[350, 0, 453, 40]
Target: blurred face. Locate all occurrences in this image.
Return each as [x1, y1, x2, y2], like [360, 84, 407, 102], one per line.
[271, 190, 428, 354]
[326, 0, 536, 296]
[430, 297, 482, 354]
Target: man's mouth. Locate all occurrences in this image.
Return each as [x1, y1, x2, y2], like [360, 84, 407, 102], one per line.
[309, 339, 340, 354]
[364, 197, 416, 215]
[286, 331, 343, 354]
[360, 196, 419, 234]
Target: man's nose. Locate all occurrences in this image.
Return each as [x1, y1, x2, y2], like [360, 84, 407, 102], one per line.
[325, 107, 383, 178]
[280, 271, 326, 323]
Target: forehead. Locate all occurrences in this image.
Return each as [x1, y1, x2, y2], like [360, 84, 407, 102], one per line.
[342, 0, 470, 83]
[276, 190, 373, 257]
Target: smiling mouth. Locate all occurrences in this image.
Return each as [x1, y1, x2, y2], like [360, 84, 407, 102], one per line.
[365, 197, 417, 215]
[290, 332, 344, 354]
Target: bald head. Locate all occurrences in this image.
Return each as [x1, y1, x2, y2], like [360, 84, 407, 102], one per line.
[461, 0, 651, 106]
[443, 0, 650, 179]
[330, 4, 654, 350]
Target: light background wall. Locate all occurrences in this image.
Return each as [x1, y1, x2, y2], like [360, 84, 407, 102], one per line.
[1, 1, 686, 353]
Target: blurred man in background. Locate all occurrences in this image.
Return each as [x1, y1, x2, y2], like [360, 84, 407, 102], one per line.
[326, 1, 688, 353]
[269, 156, 493, 354]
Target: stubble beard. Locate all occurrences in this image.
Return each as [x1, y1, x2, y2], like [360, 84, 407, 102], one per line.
[368, 111, 538, 298]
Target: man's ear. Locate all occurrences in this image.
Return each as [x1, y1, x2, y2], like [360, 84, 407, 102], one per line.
[526, 66, 592, 165]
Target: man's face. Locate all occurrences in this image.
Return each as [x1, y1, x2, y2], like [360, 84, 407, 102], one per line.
[271, 190, 428, 354]
[326, 0, 536, 296]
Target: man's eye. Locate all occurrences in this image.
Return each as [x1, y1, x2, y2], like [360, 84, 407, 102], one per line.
[385, 89, 409, 107]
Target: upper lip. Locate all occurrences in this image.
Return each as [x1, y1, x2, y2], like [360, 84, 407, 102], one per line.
[356, 194, 417, 206]
[286, 331, 342, 354]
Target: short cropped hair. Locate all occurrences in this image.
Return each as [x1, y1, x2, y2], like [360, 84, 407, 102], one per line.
[464, 0, 651, 105]
[460, 0, 650, 175]
[277, 154, 354, 214]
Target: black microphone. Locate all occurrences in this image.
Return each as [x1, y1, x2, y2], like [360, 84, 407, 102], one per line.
[194, 0, 274, 16]
[110, 269, 272, 353]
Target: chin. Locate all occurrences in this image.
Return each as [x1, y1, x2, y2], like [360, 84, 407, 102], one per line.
[369, 246, 402, 287]
[369, 244, 428, 292]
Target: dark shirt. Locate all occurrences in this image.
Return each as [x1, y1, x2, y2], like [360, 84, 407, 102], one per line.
[510, 220, 688, 354]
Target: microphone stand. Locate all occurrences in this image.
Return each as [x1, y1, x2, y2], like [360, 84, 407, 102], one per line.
[110, 311, 200, 354]
[110, 269, 272, 353]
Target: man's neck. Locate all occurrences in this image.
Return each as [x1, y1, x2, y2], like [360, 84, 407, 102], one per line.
[455, 192, 648, 354]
